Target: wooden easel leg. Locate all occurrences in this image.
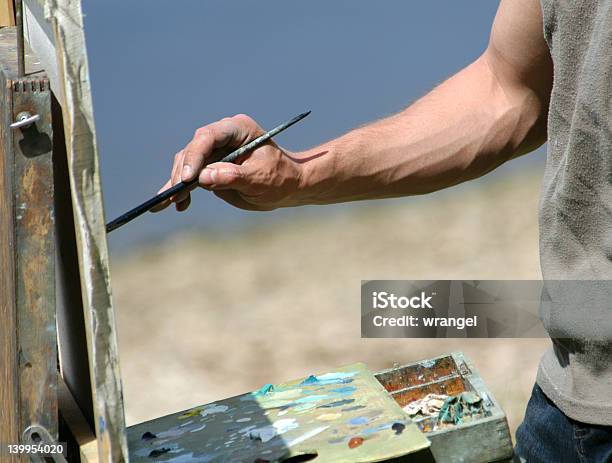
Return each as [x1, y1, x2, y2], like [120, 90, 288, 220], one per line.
[0, 59, 21, 456]
[0, 27, 56, 462]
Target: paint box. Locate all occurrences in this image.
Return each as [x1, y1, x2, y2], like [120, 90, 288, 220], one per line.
[375, 352, 513, 463]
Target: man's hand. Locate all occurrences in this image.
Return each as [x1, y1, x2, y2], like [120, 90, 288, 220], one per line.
[152, 114, 307, 212]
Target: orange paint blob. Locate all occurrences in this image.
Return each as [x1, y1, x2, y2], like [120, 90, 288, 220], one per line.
[348, 437, 364, 449]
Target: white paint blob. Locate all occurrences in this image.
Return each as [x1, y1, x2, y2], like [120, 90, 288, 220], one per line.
[286, 426, 329, 447]
[199, 404, 229, 418]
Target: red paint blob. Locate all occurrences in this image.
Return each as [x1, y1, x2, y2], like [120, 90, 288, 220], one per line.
[348, 437, 364, 449]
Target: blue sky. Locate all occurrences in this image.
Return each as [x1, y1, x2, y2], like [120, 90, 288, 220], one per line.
[82, 1, 544, 252]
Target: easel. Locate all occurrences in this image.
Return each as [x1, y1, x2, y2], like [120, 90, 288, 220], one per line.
[0, 1, 127, 461]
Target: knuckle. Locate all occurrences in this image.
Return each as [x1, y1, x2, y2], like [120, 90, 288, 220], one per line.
[218, 168, 237, 183]
[229, 169, 244, 183]
[183, 149, 197, 162]
[232, 113, 254, 126]
[194, 126, 213, 139]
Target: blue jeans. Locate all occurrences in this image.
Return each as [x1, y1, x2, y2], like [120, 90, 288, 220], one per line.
[515, 384, 612, 463]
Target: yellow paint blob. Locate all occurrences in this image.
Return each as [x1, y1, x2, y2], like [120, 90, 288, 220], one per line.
[317, 413, 342, 421]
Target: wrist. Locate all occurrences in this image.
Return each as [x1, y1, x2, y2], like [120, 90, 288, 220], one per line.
[290, 133, 364, 205]
[291, 147, 332, 205]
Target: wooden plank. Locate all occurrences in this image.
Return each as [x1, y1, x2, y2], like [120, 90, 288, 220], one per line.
[44, 1, 128, 461]
[0, 27, 20, 463]
[12, 64, 57, 443]
[0, 26, 56, 461]
[0, 0, 15, 27]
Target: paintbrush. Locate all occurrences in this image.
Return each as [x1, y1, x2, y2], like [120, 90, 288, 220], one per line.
[105, 111, 311, 233]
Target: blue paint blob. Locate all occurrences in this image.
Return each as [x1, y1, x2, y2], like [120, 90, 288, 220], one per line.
[362, 422, 394, 436]
[299, 372, 357, 387]
[348, 416, 369, 426]
[328, 437, 346, 444]
[253, 384, 275, 396]
[317, 372, 357, 381]
[330, 386, 356, 396]
[318, 399, 355, 409]
[294, 394, 329, 404]
[300, 375, 319, 385]
[148, 447, 171, 458]
[392, 422, 406, 435]
[98, 417, 106, 433]
[141, 431, 156, 440]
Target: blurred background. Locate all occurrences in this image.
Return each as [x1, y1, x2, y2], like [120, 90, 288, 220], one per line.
[84, 0, 549, 439]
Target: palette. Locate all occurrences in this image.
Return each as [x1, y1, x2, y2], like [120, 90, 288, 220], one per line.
[375, 352, 513, 463]
[127, 363, 430, 463]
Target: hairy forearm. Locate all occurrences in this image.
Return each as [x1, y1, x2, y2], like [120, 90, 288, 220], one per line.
[292, 54, 547, 205]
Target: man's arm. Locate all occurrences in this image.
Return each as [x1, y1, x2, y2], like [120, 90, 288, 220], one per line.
[155, 0, 552, 212]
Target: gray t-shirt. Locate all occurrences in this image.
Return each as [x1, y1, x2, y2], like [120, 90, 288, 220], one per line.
[538, 0, 612, 425]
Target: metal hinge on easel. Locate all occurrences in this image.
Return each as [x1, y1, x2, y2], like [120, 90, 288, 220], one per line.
[22, 425, 68, 463]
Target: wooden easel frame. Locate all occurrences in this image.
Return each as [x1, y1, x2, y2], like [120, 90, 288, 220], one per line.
[1, 1, 128, 461]
[0, 25, 58, 462]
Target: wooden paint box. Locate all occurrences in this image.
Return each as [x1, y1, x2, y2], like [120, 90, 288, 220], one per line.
[375, 352, 514, 463]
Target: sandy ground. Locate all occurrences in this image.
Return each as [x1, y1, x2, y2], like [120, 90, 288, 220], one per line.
[110, 171, 549, 441]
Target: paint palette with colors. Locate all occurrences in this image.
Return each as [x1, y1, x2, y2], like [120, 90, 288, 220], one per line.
[127, 363, 430, 463]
